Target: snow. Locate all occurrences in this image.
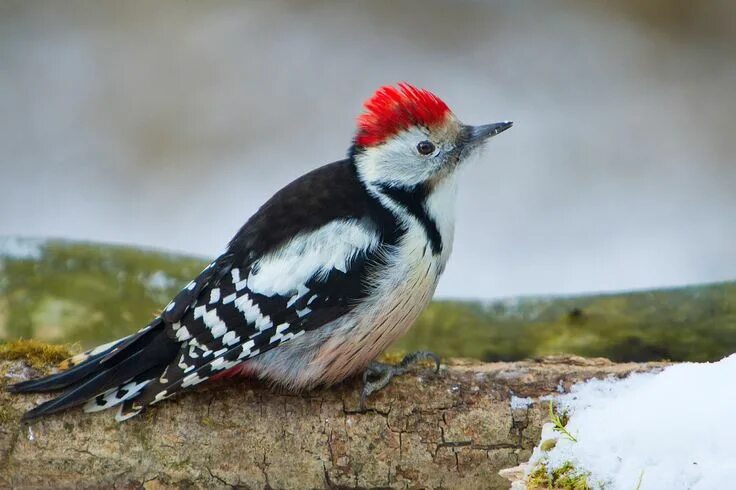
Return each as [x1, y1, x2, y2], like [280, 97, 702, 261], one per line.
[527, 354, 736, 489]
[510, 394, 533, 410]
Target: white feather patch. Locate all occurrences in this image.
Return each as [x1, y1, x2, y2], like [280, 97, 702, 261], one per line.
[222, 330, 239, 346]
[181, 372, 207, 388]
[84, 379, 151, 413]
[175, 326, 191, 342]
[237, 339, 257, 360]
[115, 405, 142, 422]
[203, 308, 228, 339]
[152, 390, 173, 404]
[234, 294, 272, 331]
[210, 357, 238, 371]
[246, 219, 378, 297]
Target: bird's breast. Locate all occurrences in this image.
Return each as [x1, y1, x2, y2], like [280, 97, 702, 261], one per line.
[307, 224, 448, 386]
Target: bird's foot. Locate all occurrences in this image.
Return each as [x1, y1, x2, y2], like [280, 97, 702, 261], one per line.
[360, 351, 440, 409]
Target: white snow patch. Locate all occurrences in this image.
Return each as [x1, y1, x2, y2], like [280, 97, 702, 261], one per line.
[510, 395, 533, 410]
[527, 355, 736, 489]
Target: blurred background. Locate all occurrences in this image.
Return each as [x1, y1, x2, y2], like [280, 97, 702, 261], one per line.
[1, 0, 735, 299]
[1, 1, 735, 361]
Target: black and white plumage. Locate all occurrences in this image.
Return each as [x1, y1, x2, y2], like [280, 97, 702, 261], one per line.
[9, 83, 512, 421]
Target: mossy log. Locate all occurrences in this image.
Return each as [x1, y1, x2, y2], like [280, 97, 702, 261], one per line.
[0, 350, 663, 489]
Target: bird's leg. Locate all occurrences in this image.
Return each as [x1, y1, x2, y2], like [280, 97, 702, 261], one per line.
[360, 351, 441, 409]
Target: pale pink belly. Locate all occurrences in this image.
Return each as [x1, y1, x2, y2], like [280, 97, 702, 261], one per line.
[311, 270, 437, 385]
[216, 239, 445, 390]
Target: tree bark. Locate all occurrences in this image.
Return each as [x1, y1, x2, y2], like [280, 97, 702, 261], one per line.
[0, 356, 663, 489]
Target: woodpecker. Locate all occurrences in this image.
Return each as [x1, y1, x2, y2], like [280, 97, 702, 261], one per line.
[9, 83, 512, 421]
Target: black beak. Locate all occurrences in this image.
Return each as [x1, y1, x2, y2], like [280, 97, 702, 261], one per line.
[465, 121, 513, 146]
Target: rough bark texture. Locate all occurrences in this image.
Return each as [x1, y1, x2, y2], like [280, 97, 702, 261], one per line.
[0, 356, 664, 489]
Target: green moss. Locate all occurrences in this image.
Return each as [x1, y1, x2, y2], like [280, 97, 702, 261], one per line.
[378, 351, 406, 365]
[549, 401, 576, 442]
[540, 438, 557, 451]
[0, 404, 19, 424]
[527, 461, 591, 490]
[394, 280, 736, 363]
[525, 403, 589, 489]
[129, 416, 155, 451]
[527, 465, 554, 488]
[3, 238, 736, 362]
[1, 239, 207, 348]
[0, 339, 73, 368]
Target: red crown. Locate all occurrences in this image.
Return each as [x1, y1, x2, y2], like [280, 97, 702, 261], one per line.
[355, 83, 451, 148]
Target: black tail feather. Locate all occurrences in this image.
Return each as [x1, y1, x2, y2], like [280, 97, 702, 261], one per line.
[8, 357, 112, 394]
[8, 319, 164, 395]
[21, 365, 132, 421]
[21, 347, 162, 421]
[14, 320, 179, 422]
[99, 318, 164, 366]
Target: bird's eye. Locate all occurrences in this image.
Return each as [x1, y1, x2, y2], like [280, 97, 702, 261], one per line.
[416, 140, 435, 156]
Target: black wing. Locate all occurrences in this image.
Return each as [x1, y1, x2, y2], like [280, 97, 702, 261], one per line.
[127, 239, 376, 413]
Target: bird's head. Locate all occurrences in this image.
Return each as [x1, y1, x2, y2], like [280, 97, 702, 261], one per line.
[351, 83, 512, 189]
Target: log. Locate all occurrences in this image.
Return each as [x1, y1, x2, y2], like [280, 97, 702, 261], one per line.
[0, 353, 663, 489]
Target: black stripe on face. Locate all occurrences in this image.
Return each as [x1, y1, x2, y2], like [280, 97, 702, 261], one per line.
[376, 183, 443, 255]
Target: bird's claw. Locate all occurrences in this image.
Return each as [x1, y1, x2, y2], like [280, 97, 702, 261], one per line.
[359, 351, 441, 410]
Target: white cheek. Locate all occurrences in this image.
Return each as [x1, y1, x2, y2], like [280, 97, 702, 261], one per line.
[355, 128, 434, 187]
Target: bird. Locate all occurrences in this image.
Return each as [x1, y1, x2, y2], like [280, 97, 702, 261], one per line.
[9, 83, 512, 422]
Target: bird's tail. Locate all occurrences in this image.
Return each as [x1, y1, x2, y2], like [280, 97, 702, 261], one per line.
[7, 318, 179, 422]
